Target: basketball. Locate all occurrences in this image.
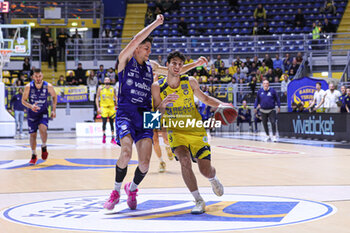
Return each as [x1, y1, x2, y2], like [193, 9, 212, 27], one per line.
[214, 103, 237, 125]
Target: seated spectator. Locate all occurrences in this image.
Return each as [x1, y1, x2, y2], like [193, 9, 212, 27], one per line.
[320, 0, 336, 15]
[155, 0, 164, 13]
[87, 70, 98, 89]
[323, 18, 336, 33]
[265, 69, 275, 83]
[102, 28, 112, 38]
[220, 69, 232, 83]
[296, 52, 303, 65]
[248, 76, 257, 96]
[258, 62, 268, 76]
[291, 102, 298, 112]
[106, 67, 116, 84]
[234, 56, 243, 68]
[145, 7, 155, 26]
[169, 0, 180, 13]
[240, 63, 249, 77]
[75, 63, 86, 85]
[297, 102, 305, 112]
[96, 64, 107, 84]
[248, 62, 258, 77]
[162, 0, 172, 13]
[294, 8, 305, 27]
[66, 71, 77, 86]
[237, 100, 252, 131]
[259, 21, 270, 35]
[22, 57, 31, 78]
[228, 0, 239, 13]
[233, 67, 246, 81]
[228, 61, 237, 75]
[255, 70, 263, 83]
[280, 72, 289, 82]
[273, 54, 283, 77]
[252, 22, 259, 35]
[312, 22, 322, 50]
[283, 53, 292, 72]
[57, 75, 67, 86]
[178, 17, 188, 36]
[263, 54, 273, 69]
[214, 55, 224, 69]
[253, 56, 262, 67]
[245, 57, 252, 69]
[280, 74, 290, 102]
[288, 59, 299, 77]
[254, 4, 266, 22]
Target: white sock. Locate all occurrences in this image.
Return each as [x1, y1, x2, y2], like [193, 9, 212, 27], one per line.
[208, 175, 218, 183]
[130, 181, 138, 192]
[191, 190, 203, 202]
[114, 182, 122, 193]
[32, 150, 36, 155]
[41, 143, 46, 147]
[158, 156, 164, 162]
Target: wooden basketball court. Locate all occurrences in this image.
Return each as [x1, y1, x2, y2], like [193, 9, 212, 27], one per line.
[0, 133, 349, 233]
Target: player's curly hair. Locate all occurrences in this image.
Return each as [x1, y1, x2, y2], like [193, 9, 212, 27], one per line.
[167, 51, 186, 63]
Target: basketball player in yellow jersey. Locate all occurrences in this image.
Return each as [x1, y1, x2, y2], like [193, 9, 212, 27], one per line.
[152, 51, 225, 214]
[152, 74, 174, 173]
[96, 77, 118, 144]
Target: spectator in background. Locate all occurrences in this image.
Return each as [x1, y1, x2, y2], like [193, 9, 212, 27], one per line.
[185, 55, 194, 64]
[157, 55, 165, 66]
[66, 71, 77, 86]
[47, 37, 57, 72]
[339, 85, 347, 113]
[87, 70, 98, 89]
[240, 63, 249, 77]
[155, 0, 164, 13]
[234, 56, 243, 68]
[345, 87, 350, 113]
[283, 53, 292, 72]
[22, 57, 31, 78]
[75, 63, 86, 85]
[169, 0, 180, 13]
[294, 8, 305, 27]
[249, 76, 257, 96]
[97, 64, 107, 84]
[288, 59, 299, 77]
[228, 0, 239, 13]
[252, 22, 259, 35]
[263, 54, 273, 69]
[245, 57, 252, 69]
[227, 77, 238, 100]
[321, 82, 341, 113]
[214, 55, 224, 69]
[228, 61, 237, 75]
[248, 62, 258, 77]
[10, 87, 25, 138]
[259, 21, 270, 35]
[236, 100, 252, 132]
[312, 22, 322, 50]
[258, 62, 268, 76]
[102, 28, 113, 38]
[57, 28, 69, 61]
[265, 69, 275, 83]
[233, 67, 246, 81]
[218, 62, 226, 76]
[57, 75, 67, 86]
[320, 0, 336, 15]
[253, 56, 262, 67]
[40, 26, 51, 61]
[273, 54, 283, 77]
[162, 0, 172, 13]
[254, 4, 266, 22]
[254, 80, 280, 142]
[296, 52, 303, 65]
[106, 67, 116, 84]
[323, 18, 336, 33]
[178, 17, 188, 36]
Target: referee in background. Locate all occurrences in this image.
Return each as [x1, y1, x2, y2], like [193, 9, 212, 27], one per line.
[254, 80, 280, 142]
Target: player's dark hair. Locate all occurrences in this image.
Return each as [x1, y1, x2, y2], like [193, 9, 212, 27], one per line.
[167, 51, 186, 63]
[140, 36, 153, 45]
[34, 68, 41, 73]
[316, 82, 321, 86]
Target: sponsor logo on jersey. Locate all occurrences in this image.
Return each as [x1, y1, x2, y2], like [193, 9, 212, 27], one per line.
[126, 79, 133, 86]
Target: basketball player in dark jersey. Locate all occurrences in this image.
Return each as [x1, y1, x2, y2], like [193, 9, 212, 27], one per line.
[21, 69, 57, 165]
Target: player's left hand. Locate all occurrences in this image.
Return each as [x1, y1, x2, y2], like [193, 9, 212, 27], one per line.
[196, 56, 208, 66]
[51, 111, 56, 119]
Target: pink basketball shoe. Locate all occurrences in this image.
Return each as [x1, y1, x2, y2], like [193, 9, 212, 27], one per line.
[124, 182, 138, 210]
[103, 190, 120, 210]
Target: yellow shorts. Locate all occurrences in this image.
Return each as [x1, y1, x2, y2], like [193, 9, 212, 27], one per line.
[167, 130, 211, 161]
[101, 105, 116, 118]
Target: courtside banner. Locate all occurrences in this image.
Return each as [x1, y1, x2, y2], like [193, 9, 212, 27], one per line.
[278, 112, 350, 141]
[287, 77, 328, 112]
[54, 86, 88, 103]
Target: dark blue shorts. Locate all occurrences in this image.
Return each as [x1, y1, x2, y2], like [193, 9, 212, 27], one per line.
[27, 111, 49, 134]
[116, 108, 153, 144]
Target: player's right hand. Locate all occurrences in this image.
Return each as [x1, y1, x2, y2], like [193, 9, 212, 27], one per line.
[97, 107, 101, 114]
[160, 92, 179, 109]
[31, 103, 40, 112]
[155, 14, 164, 26]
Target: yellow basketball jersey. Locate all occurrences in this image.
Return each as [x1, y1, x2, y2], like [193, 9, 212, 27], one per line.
[158, 75, 204, 133]
[100, 85, 115, 107]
